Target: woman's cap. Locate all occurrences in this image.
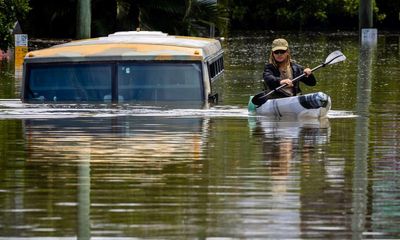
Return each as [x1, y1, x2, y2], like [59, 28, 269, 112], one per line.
[271, 38, 289, 51]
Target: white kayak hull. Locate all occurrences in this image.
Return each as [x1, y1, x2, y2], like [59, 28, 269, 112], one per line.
[248, 92, 331, 119]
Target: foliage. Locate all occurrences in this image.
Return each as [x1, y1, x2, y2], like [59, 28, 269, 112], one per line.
[0, 0, 30, 51]
[10, 0, 400, 41]
[115, 0, 228, 37]
[22, 0, 77, 38]
[181, 0, 229, 36]
[375, 0, 399, 28]
[227, 0, 397, 31]
[343, 0, 386, 21]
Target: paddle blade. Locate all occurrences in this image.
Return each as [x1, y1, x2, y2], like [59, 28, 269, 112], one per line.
[251, 91, 268, 106]
[324, 50, 346, 65]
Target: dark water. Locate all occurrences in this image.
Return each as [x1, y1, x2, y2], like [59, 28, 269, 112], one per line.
[1, 32, 400, 239]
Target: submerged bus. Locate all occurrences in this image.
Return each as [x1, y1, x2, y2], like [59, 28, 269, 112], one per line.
[21, 31, 224, 104]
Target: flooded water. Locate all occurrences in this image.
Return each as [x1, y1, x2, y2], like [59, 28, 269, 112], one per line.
[1, 32, 400, 239]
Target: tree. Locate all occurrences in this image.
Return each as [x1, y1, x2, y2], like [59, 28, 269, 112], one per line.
[76, 0, 91, 39]
[115, 0, 228, 37]
[0, 0, 30, 51]
[22, 0, 228, 39]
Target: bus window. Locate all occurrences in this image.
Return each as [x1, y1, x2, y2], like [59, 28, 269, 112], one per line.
[117, 62, 203, 102]
[26, 64, 112, 102]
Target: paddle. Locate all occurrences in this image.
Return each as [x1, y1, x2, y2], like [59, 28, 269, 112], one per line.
[251, 50, 346, 106]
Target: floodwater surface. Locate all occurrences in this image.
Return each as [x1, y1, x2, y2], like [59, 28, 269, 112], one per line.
[1, 32, 400, 239]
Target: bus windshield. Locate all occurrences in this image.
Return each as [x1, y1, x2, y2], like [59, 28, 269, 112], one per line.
[26, 64, 112, 102]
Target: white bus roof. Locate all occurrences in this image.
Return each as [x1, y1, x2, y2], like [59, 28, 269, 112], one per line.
[25, 31, 223, 63]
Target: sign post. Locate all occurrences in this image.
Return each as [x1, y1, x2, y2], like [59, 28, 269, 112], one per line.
[14, 34, 28, 77]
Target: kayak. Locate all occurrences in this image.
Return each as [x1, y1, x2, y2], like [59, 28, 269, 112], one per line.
[248, 92, 331, 119]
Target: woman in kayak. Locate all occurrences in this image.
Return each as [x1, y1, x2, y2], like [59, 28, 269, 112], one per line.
[263, 38, 316, 98]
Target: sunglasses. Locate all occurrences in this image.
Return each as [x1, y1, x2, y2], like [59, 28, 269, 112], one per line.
[273, 50, 287, 55]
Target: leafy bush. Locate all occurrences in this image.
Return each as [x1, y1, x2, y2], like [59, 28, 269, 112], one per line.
[0, 0, 30, 51]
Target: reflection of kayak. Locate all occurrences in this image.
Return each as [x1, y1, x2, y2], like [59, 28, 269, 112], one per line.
[248, 92, 331, 119]
[248, 115, 330, 140]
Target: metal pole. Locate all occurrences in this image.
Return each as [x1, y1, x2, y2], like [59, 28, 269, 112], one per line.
[351, 40, 375, 240]
[359, 0, 373, 30]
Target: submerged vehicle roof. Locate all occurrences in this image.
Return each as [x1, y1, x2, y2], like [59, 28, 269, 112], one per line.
[24, 31, 223, 63]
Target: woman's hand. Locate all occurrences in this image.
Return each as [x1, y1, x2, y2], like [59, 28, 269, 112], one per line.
[280, 78, 293, 87]
[304, 68, 312, 76]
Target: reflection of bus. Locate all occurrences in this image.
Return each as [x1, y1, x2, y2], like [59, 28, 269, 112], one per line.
[24, 116, 207, 165]
[20, 116, 209, 237]
[21, 31, 224, 104]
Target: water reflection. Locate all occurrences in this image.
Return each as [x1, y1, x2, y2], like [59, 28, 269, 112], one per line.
[24, 117, 205, 164]
[249, 117, 331, 238]
[249, 117, 331, 180]
[352, 39, 375, 238]
[77, 145, 90, 240]
[7, 117, 207, 238]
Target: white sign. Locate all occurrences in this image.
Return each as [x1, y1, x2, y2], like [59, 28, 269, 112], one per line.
[15, 34, 28, 47]
[361, 28, 377, 45]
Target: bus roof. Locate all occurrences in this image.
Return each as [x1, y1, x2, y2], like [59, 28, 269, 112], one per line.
[24, 31, 223, 63]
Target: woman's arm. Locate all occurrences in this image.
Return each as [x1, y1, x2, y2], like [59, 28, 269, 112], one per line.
[301, 69, 316, 86]
[294, 64, 316, 86]
[263, 64, 281, 90]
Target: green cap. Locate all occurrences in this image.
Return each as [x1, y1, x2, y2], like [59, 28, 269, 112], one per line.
[271, 38, 289, 51]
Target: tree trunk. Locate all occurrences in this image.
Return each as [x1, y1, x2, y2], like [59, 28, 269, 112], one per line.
[76, 0, 91, 39]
